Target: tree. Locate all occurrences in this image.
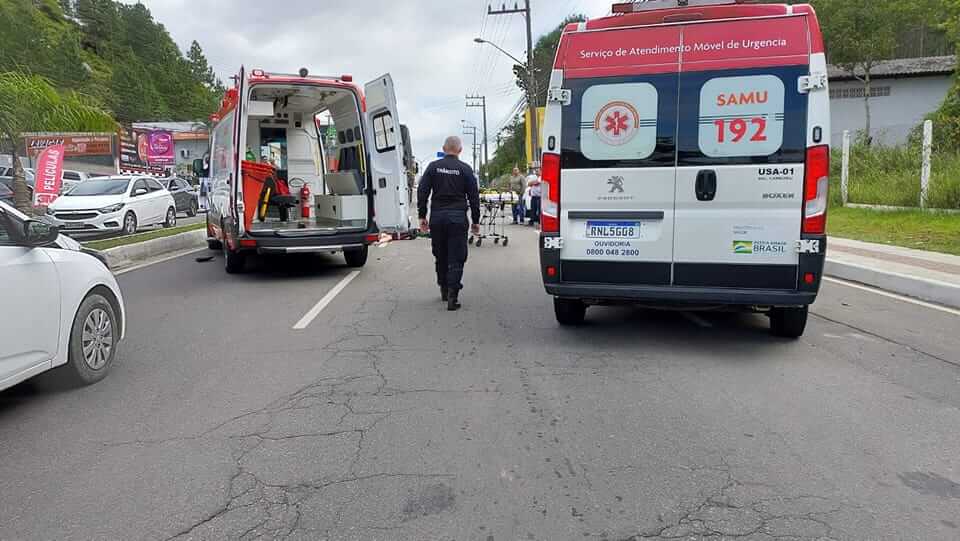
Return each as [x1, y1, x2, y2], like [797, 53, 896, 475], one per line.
[0, 72, 116, 213]
[187, 40, 217, 88]
[513, 15, 586, 108]
[811, 0, 926, 143]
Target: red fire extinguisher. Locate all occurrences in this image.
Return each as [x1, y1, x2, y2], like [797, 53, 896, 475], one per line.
[300, 184, 311, 219]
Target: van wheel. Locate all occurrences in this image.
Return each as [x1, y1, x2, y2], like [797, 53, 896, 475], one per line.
[770, 306, 808, 338]
[555, 298, 587, 326]
[223, 243, 246, 274]
[187, 200, 198, 217]
[344, 246, 368, 268]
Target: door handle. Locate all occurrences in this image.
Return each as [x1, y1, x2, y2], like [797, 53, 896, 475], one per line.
[695, 170, 717, 202]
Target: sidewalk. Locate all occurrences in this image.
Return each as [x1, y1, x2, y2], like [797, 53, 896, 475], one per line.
[826, 237, 960, 309]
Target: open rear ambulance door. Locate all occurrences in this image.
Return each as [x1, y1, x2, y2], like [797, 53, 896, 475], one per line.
[364, 74, 411, 234]
[227, 65, 249, 247]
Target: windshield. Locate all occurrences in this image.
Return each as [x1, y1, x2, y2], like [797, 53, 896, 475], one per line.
[66, 179, 129, 196]
[63, 172, 82, 181]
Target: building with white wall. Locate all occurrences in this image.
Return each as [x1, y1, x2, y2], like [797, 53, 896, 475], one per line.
[828, 56, 955, 146]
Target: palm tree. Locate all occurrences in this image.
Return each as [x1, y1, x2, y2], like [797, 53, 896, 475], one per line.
[0, 72, 116, 213]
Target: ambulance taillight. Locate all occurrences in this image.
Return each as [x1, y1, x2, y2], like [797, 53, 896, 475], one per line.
[803, 145, 830, 235]
[541, 153, 561, 234]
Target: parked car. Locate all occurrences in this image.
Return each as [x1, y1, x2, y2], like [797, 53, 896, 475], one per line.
[0, 183, 13, 206]
[0, 168, 36, 192]
[0, 200, 125, 390]
[44, 176, 177, 236]
[162, 176, 200, 217]
[60, 170, 91, 194]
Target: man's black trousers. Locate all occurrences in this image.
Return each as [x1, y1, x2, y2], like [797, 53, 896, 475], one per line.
[430, 209, 469, 292]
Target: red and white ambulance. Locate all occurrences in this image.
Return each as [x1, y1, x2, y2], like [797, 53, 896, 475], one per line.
[539, 0, 830, 337]
[206, 67, 410, 273]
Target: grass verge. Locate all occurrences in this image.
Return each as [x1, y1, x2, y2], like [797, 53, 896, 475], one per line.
[83, 222, 205, 251]
[828, 205, 960, 256]
[830, 144, 960, 209]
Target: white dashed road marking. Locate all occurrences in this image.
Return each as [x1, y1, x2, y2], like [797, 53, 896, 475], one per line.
[293, 270, 362, 330]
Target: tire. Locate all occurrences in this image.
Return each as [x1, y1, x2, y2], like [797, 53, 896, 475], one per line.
[502, 238, 509, 247]
[554, 298, 587, 326]
[344, 246, 369, 268]
[476, 238, 483, 248]
[122, 211, 137, 236]
[770, 306, 808, 338]
[223, 241, 246, 274]
[42, 293, 118, 388]
[187, 199, 198, 217]
[164, 206, 177, 228]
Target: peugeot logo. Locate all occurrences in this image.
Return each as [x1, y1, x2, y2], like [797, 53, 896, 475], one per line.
[608, 175, 625, 193]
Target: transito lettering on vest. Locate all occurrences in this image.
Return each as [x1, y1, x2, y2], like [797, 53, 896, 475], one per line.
[437, 168, 461, 175]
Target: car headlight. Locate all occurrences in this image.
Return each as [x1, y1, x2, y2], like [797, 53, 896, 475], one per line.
[98, 203, 125, 214]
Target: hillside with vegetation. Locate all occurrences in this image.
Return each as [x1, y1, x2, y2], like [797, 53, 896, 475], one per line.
[0, 0, 222, 123]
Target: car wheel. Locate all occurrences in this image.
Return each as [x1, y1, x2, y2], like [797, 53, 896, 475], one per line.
[344, 246, 368, 267]
[187, 199, 198, 217]
[122, 212, 137, 235]
[164, 207, 177, 228]
[223, 240, 246, 274]
[43, 293, 118, 388]
[770, 306, 808, 338]
[554, 298, 587, 326]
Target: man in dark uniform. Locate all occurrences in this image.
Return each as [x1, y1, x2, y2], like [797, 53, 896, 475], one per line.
[418, 136, 481, 311]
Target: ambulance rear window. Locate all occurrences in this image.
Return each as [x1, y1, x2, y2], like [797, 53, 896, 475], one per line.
[561, 74, 677, 170]
[678, 66, 808, 166]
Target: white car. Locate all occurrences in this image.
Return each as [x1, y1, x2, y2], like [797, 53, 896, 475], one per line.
[45, 176, 177, 236]
[60, 170, 91, 194]
[0, 201, 125, 391]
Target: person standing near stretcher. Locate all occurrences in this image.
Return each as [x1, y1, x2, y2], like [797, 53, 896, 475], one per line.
[509, 166, 526, 224]
[418, 136, 481, 311]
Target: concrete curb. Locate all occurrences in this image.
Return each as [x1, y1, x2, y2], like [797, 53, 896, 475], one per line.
[825, 258, 960, 309]
[102, 229, 206, 269]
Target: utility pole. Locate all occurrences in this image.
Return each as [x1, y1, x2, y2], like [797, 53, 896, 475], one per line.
[488, 0, 539, 167]
[465, 95, 489, 185]
[462, 124, 479, 173]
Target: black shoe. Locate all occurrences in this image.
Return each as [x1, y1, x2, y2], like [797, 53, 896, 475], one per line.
[447, 291, 461, 311]
[440, 287, 449, 302]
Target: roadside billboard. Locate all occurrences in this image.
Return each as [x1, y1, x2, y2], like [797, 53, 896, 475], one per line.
[119, 127, 175, 174]
[24, 134, 113, 158]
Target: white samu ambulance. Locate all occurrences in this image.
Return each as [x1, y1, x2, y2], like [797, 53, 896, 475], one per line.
[205, 68, 410, 273]
[539, 0, 830, 337]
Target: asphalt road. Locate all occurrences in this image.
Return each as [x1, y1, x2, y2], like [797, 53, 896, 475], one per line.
[1, 225, 959, 540]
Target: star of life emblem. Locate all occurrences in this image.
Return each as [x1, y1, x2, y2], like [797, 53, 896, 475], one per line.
[594, 101, 640, 146]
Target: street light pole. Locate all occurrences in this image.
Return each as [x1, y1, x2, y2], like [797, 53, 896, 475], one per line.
[486, 0, 539, 167]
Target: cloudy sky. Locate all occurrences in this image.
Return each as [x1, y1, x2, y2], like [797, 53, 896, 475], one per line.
[124, 0, 618, 167]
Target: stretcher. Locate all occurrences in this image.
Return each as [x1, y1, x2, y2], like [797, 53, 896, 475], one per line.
[470, 192, 516, 248]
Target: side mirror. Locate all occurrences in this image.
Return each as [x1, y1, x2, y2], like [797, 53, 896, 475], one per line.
[23, 219, 59, 247]
[133, 187, 148, 196]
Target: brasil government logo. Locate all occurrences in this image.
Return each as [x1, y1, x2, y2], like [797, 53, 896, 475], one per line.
[733, 241, 754, 254]
[594, 101, 640, 146]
